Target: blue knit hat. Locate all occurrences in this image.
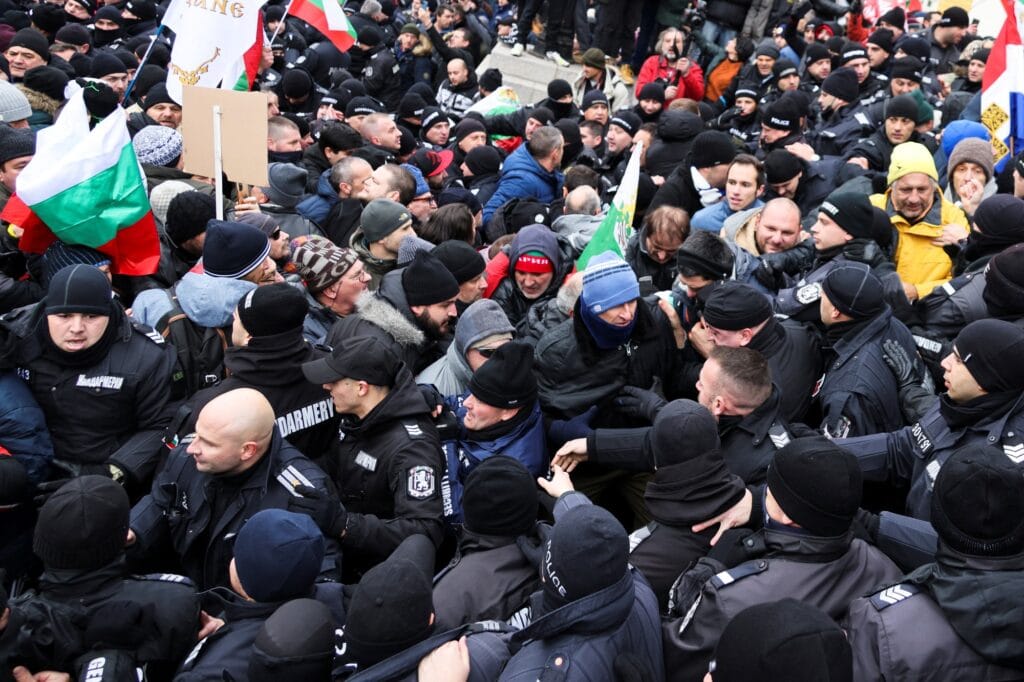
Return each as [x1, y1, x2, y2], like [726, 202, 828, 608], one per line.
[400, 162, 430, 196]
[580, 251, 640, 314]
[233, 509, 324, 603]
[203, 219, 271, 279]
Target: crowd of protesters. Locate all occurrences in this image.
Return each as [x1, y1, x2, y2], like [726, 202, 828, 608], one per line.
[0, 0, 1023, 679]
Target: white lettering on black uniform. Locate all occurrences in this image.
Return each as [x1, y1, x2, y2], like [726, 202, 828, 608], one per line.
[276, 397, 336, 437]
[76, 374, 124, 390]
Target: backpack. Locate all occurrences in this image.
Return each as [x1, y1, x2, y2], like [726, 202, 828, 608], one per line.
[154, 287, 227, 398]
[482, 198, 553, 243]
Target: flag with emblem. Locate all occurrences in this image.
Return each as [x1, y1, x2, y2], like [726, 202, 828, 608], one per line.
[980, 0, 1024, 170]
[0, 84, 160, 276]
[162, 0, 269, 102]
[576, 141, 643, 270]
[288, 0, 357, 53]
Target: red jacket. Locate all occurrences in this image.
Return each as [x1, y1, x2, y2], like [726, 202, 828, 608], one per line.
[635, 55, 706, 103]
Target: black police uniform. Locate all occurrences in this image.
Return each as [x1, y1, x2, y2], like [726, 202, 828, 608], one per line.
[325, 364, 448, 581]
[0, 303, 177, 488]
[129, 427, 338, 590]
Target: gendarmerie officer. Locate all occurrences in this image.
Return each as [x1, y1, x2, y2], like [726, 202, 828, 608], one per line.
[292, 335, 448, 582]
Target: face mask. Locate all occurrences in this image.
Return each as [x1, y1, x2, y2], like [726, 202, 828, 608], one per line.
[268, 150, 303, 164]
[93, 27, 124, 47]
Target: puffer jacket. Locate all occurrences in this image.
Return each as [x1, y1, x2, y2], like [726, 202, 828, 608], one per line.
[489, 226, 574, 334]
[295, 169, 338, 227]
[645, 110, 704, 178]
[483, 144, 564, 225]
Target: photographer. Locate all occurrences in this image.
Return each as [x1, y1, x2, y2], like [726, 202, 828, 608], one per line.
[635, 27, 706, 104]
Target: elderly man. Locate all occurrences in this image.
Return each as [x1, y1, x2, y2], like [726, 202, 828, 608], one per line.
[870, 141, 968, 300]
[292, 236, 371, 345]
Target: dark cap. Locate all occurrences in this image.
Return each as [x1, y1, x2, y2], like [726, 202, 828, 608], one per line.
[542, 505, 628, 607]
[931, 444, 1024, 557]
[712, 599, 853, 682]
[761, 98, 801, 132]
[821, 67, 858, 102]
[885, 93, 919, 121]
[690, 130, 737, 168]
[237, 282, 309, 337]
[651, 399, 721, 467]
[468, 340, 537, 409]
[939, 6, 970, 27]
[33, 476, 129, 570]
[462, 455, 538, 536]
[609, 109, 641, 137]
[702, 281, 773, 330]
[402, 251, 460, 306]
[953, 319, 1024, 393]
[44, 264, 113, 316]
[867, 28, 894, 53]
[432, 239, 485, 284]
[767, 436, 862, 537]
[773, 58, 798, 79]
[818, 191, 875, 241]
[821, 262, 885, 319]
[528, 106, 555, 126]
[581, 89, 609, 110]
[764, 149, 803, 183]
[890, 57, 924, 83]
[249, 599, 335, 682]
[547, 78, 572, 101]
[233, 509, 324, 603]
[302, 335, 401, 386]
[804, 42, 831, 65]
[840, 41, 868, 64]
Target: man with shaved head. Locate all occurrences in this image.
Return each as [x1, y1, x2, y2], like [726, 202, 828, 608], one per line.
[128, 388, 338, 589]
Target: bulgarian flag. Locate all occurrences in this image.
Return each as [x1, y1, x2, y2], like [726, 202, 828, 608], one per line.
[576, 141, 643, 270]
[225, 11, 268, 91]
[1, 85, 160, 276]
[290, 0, 357, 53]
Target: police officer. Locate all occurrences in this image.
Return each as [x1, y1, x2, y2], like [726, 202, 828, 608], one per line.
[846, 444, 1024, 680]
[185, 283, 340, 460]
[701, 281, 821, 422]
[662, 437, 903, 682]
[292, 335, 447, 582]
[839, 319, 1024, 520]
[1, 476, 199, 680]
[128, 388, 337, 590]
[816, 262, 922, 438]
[0, 264, 177, 492]
[774, 191, 898, 322]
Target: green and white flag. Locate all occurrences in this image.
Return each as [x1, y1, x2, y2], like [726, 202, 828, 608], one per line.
[576, 140, 643, 270]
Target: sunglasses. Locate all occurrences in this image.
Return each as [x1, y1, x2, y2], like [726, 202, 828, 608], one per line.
[473, 346, 499, 358]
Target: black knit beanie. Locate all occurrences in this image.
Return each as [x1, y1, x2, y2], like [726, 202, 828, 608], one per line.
[931, 444, 1024, 557]
[542, 504, 628, 607]
[33, 475, 129, 570]
[702, 281, 773, 330]
[237, 282, 309, 337]
[767, 436, 862, 537]
[953, 319, 1024, 393]
[462, 455, 538, 536]
[651, 399, 720, 467]
[402, 251, 460, 306]
[468, 340, 537, 409]
[44, 264, 113, 316]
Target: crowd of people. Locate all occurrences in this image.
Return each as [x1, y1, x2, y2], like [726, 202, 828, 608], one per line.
[0, 0, 1022, 679]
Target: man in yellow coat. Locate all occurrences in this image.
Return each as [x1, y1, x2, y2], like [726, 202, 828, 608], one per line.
[870, 142, 969, 300]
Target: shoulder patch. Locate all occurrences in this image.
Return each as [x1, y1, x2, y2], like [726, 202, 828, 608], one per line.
[1003, 436, 1024, 464]
[795, 282, 822, 305]
[913, 334, 944, 355]
[711, 560, 768, 589]
[133, 322, 166, 345]
[277, 464, 315, 496]
[870, 583, 921, 610]
[768, 423, 791, 450]
[629, 523, 655, 552]
[403, 422, 425, 439]
[135, 572, 194, 586]
[407, 465, 436, 499]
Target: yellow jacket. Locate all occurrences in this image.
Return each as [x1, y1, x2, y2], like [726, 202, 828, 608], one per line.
[870, 191, 968, 298]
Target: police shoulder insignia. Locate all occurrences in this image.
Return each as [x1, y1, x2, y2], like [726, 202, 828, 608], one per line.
[134, 323, 166, 345]
[870, 583, 921, 610]
[407, 465, 436, 499]
[136, 572, 194, 586]
[710, 560, 768, 589]
[403, 422, 425, 440]
[795, 282, 822, 305]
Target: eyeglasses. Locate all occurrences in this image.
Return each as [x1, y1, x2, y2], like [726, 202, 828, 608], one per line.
[411, 195, 437, 205]
[472, 346, 499, 358]
[270, 228, 283, 240]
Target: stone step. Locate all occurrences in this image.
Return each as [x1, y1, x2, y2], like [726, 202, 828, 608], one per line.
[476, 43, 582, 106]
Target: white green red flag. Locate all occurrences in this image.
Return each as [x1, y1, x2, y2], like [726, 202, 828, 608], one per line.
[0, 84, 160, 275]
[290, 0, 357, 53]
[576, 141, 643, 270]
[162, 0, 269, 102]
[225, 11, 267, 91]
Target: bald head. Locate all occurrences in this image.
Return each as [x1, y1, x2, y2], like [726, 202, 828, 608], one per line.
[188, 388, 276, 475]
[755, 198, 802, 254]
[565, 186, 601, 216]
[447, 58, 469, 86]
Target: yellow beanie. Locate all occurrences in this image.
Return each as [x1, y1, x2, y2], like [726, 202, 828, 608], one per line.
[888, 141, 938, 186]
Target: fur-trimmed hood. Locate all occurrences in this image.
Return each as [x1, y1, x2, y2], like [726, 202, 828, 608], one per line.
[354, 269, 425, 349]
[16, 84, 61, 115]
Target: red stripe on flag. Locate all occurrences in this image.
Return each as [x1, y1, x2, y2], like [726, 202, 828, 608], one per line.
[95, 211, 161, 276]
[1, 193, 56, 254]
[240, 13, 265, 90]
[291, 0, 355, 53]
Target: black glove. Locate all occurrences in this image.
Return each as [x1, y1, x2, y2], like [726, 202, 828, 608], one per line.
[612, 386, 667, 423]
[33, 478, 72, 506]
[882, 338, 921, 392]
[852, 508, 881, 545]
[547, 406, 599, 445]
[515, 523, 552, 571]
[288, 485, 347, 538]
[418, 384, 443, 415]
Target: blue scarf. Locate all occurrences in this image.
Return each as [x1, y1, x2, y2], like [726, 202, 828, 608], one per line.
[580, 303, 636, 350]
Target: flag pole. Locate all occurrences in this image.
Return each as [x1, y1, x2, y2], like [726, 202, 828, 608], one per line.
[269, 0, 297, 44]
[122, 24, 166, 105]
[212, 105, 225, 220]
